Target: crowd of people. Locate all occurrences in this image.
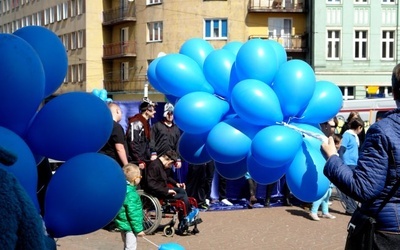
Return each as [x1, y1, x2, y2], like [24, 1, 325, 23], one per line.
[97, 63, 400, 249]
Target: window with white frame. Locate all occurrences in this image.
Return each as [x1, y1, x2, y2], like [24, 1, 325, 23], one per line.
[147, 0, 162, 5]
[71, 65, 78, 83]
[354, 30, 368, 60]
[327, 0, 341, 3]
[382, 0, 395, 3]
[204, 19, 228, 40]
[268, 18, 292, 48]
[339, 86, 355, 100]
[382, 30, 395, 60]
[63, 34, 69, 50]
[25, 16, 30, 26]
[354, 0, 368, 3]
[148, 22, 163, 42]
[327, 30, 341, 59]
[121, 62, 129, 81]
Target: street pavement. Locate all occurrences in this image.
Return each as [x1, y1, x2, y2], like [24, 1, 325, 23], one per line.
[56, 200, 349, 250]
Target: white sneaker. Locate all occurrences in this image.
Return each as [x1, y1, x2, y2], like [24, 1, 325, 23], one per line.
[221, 199, 233, 206]
[205, 199, 210, 206]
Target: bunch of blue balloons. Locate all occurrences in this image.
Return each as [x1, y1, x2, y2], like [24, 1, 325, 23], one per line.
[0, 26, 126, 237]
[149, 38, 343, 202]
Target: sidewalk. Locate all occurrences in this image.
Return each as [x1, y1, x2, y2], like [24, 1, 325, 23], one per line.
[56, 200, 349, 250]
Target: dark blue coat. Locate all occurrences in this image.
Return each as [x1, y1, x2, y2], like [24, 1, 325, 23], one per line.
[324, 108, 400, 232]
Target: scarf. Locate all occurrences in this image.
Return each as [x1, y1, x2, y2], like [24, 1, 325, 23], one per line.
[128, 113, 151, 140]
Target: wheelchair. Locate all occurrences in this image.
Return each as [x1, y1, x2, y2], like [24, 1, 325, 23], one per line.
[138, 189, 202, 237]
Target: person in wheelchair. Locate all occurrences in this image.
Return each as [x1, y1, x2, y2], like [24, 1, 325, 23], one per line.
[144, 150, 199, 224]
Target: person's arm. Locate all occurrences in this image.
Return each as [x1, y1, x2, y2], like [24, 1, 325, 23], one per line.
[323, 125, 389, 202]
[149, 123, 158, 160]
[115, 143, 129, 166]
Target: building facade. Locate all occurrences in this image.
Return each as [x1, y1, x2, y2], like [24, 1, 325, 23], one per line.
[312, 0, 399, 100]
[2, 0, 395, 101]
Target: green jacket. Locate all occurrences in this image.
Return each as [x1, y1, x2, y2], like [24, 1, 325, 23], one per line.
[114, 183, 144, 233]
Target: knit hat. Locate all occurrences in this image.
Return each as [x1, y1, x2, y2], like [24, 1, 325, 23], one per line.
[163, 103, 174, 117]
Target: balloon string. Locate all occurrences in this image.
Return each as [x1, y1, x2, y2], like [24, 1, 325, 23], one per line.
[142, 236, 159, 248]
[281, 122, 328, 143]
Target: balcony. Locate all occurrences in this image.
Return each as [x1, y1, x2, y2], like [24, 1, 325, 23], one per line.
[103, 5, 136, 25]
[104, 77, 157, 93]
[103, 41, 136, 59]
[248, 34, 308, 52]
[248, 0, 305, 12]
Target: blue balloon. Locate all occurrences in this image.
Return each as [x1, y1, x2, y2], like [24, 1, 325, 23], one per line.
[235, 39, 278, 85]
[174, 92, 229, 134]
[44, 153, 126, 237]
[14, 26, 68, 97]
[203, 49, 236, 98]
[178, 132, 212, 164]
[222, 41, 243, 56]
[25, 92, 113, 161]
[155, 53, 214, 97]
[272, 59, 316, 118]
[147, 57, 169, 94]
[159, 242, 186, 250]
[99, 89, 108, 101]
[206, 118, 262, 164]
[298, 80, 344, 124]
[92, 89, 100, 97]
[0, 126, 40, 212]
[247, 154, 289, 185]
[215, 157, 247, 180]
[0, 34, 45, 136]
[286, 140, 330, 203]
[179, 38, 214, 69]
[231, 79, 283, 126]
[264, 39, 287, 67]
[251, 125, 303, 168]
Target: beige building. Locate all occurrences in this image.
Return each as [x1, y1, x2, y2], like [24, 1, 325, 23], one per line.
[0, 0, 309, 102]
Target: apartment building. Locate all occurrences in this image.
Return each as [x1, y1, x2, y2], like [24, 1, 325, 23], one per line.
[312, 0, 399, 100]
[0, 0, 309, 101]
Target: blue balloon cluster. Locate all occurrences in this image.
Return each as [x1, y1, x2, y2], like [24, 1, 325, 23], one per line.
[148, 38, 343, 202]
[0, 26, 126, 237]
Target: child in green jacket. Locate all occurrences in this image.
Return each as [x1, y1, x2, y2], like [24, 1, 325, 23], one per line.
[114, 163, 145, 250]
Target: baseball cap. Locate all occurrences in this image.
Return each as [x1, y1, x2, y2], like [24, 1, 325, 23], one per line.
[163, 103, 174, 117]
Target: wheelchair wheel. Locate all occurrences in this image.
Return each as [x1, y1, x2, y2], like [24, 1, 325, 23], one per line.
[163, 225, 175, 237]
[138, 190, 162, 234]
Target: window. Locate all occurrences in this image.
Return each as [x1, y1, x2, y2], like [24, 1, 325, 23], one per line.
[354, 0, 368, 3]
[77, 30, 84, 49]
[327, 30, 341, 59]
[77, 0, 83, 15]
[382, 0, 395, 3]
[354, 30, 368, 60]
[57, 4, 62, 21]
[268, 18, 292, 48]
[78, 64, 85, 82]
[70, 0, 77, 17]
[148, 21, 163, 42]
[44, 8, 50, 25]
[147, 0, 162, 5]
[327, 0, 341, 3]
[49, 6, 55, 24]
[71, 32, 77, 50]
[339, 86, 355, 100]
[382, 30, 394, 60]
[121, 62, 129, 81]
[71, 65, 78, 82]
[63, 2, 68, 19]
[204, 19, 227, 40]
